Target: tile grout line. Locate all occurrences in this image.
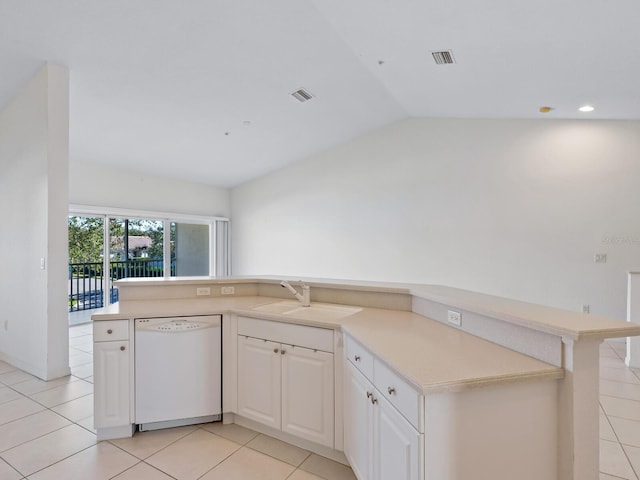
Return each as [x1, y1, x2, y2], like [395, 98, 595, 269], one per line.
[600, 402, 640, 480]
[192, 439, 243, 480]
[105, 426, 197, 462]
[19, 442, 99, 479]
[600, 343, 640, 480]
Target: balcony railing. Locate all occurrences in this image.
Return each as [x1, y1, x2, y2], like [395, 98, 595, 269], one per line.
[68, 259, 175, 312]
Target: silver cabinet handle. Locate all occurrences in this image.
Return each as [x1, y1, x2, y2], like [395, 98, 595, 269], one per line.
[273, 348, 279, 354]
[354, 355, 361, 362]
[366, 391, 372, 399]
[388, 387, 396, 395]
[120, 346, 126, 351]
[107, 329, 113, 334]
[370, 396, 378, 405]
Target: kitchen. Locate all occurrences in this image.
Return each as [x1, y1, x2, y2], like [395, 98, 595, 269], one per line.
[2, 0, 640, 479]
[87, 275, 637, 480]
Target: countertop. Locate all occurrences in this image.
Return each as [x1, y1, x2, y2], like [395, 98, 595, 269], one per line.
[92, 295, 563, 394]
[113, 276, 640, 340]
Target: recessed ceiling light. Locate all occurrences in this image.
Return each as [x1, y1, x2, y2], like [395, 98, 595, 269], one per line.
[578, 105, 595, 112]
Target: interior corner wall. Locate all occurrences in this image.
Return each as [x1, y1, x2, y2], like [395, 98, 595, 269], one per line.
[0, 64, 70, 380]
[231, 118, 640, 320]
[69, 161, 231, 218]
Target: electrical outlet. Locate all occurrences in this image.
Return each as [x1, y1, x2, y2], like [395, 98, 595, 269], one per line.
[221, 286, 235, 295]
[447, 310, 462, 327]
[594, 254, 607, 263]
[196, 287, 211, 296]
[582, 304, 590, 314]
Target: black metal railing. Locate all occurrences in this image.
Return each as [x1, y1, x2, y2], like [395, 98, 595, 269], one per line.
[68, 259, 175, 312]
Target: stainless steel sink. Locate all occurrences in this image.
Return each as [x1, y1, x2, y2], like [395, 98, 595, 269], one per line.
[252, 301, 362, 321]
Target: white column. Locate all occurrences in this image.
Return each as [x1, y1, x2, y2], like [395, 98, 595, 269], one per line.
[627, 272, 640, 367]
[559, 337, 600, 480]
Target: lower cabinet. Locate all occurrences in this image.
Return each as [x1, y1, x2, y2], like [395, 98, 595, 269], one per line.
[237, 324, 335, 448]
[94, 339, 130, 429]
[344, 358, 423, 480]
[237, 336, 282, 429]
[376, 389, 423, 480]
[344, 360, 374, 479]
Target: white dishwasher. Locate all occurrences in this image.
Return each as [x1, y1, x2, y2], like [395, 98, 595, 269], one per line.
[135, 315, 222, 431]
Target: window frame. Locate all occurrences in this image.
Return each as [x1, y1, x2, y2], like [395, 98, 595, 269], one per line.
[69, 204, 230, 308]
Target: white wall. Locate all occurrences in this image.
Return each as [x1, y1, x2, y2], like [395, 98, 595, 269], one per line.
[231, 118, 640, 320]
[0, 64, 70, 379]
[69, 161, 230, 217]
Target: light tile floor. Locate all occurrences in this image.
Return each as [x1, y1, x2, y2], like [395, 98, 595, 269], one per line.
[0, 324, 356, 480]
[599, 340, 640, 480]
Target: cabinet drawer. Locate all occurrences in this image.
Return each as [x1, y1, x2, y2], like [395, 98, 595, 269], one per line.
[344, 334, 374, 379]
[94, 320, 129, 342]
[374, 359, 423, 430]
[237, 317, 334, 352]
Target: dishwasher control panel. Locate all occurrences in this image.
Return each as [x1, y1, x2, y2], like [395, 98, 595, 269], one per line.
[135, 316, 219, 332]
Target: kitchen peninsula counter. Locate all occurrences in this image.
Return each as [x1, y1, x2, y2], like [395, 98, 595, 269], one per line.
[92, 276, 640, 480]
[93, 293, 563, 395]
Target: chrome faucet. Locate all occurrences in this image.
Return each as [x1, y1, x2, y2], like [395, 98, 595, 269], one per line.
[280, 280, 310, 307]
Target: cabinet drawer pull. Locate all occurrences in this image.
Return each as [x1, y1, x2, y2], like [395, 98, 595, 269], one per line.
[120, 346, 126, 351]
[354, 355, 361, 362]
[388, 387, 396, 395]
[273, 348, 279, 353]
[370, 396, 378, 405]
[366, 391, 372, 399]
[281, 349, 286, 355]
[107, 329, 113, 334]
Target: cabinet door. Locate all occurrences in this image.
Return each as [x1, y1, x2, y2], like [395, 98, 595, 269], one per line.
[281, 345, 334, 448]
[94, 341, 130, 428]
[344, 362, 374, 480]
[237, 336, 281, 429]
[375, 393, 423, 480]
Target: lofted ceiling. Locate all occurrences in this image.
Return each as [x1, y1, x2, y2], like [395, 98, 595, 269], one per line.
[1, 0, 639, 187]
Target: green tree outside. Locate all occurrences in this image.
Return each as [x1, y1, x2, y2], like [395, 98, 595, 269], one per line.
[68, 216, 169, 263]
[68, 216, 104, 263]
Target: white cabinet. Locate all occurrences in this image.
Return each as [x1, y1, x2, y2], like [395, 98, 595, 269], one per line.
[344, 336, 423, 480]
[237, 336, 281, 429]
[281, 341, 334, 446]
[93, 320, 130, 436]
[376, 389, 422, 480]
[236, 317, 335, 448]
[344, 359, 374, 480]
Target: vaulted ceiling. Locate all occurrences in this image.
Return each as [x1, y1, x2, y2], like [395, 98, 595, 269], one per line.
[1, 0, 638, 187]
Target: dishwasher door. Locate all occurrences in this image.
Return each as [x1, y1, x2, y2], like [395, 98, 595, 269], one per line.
[135, 315, 222, 430]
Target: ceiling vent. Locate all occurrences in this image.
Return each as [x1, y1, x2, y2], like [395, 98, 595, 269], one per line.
[291, 88, 314, 103]
[431, 50, 455, 65]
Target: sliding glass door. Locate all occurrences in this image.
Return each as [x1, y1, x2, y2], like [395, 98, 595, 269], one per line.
[68, 215, 105, 312]
[172, 222, 209, 276]
[68, 206, 230, 320]
[108, 218, 167, 302]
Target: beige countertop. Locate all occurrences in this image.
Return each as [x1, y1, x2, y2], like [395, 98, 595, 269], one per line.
[410, 285, 640, 340]
[93, 295, 563, 394]
[113, 276, 640, 340]
[342, 308, 563, 393]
